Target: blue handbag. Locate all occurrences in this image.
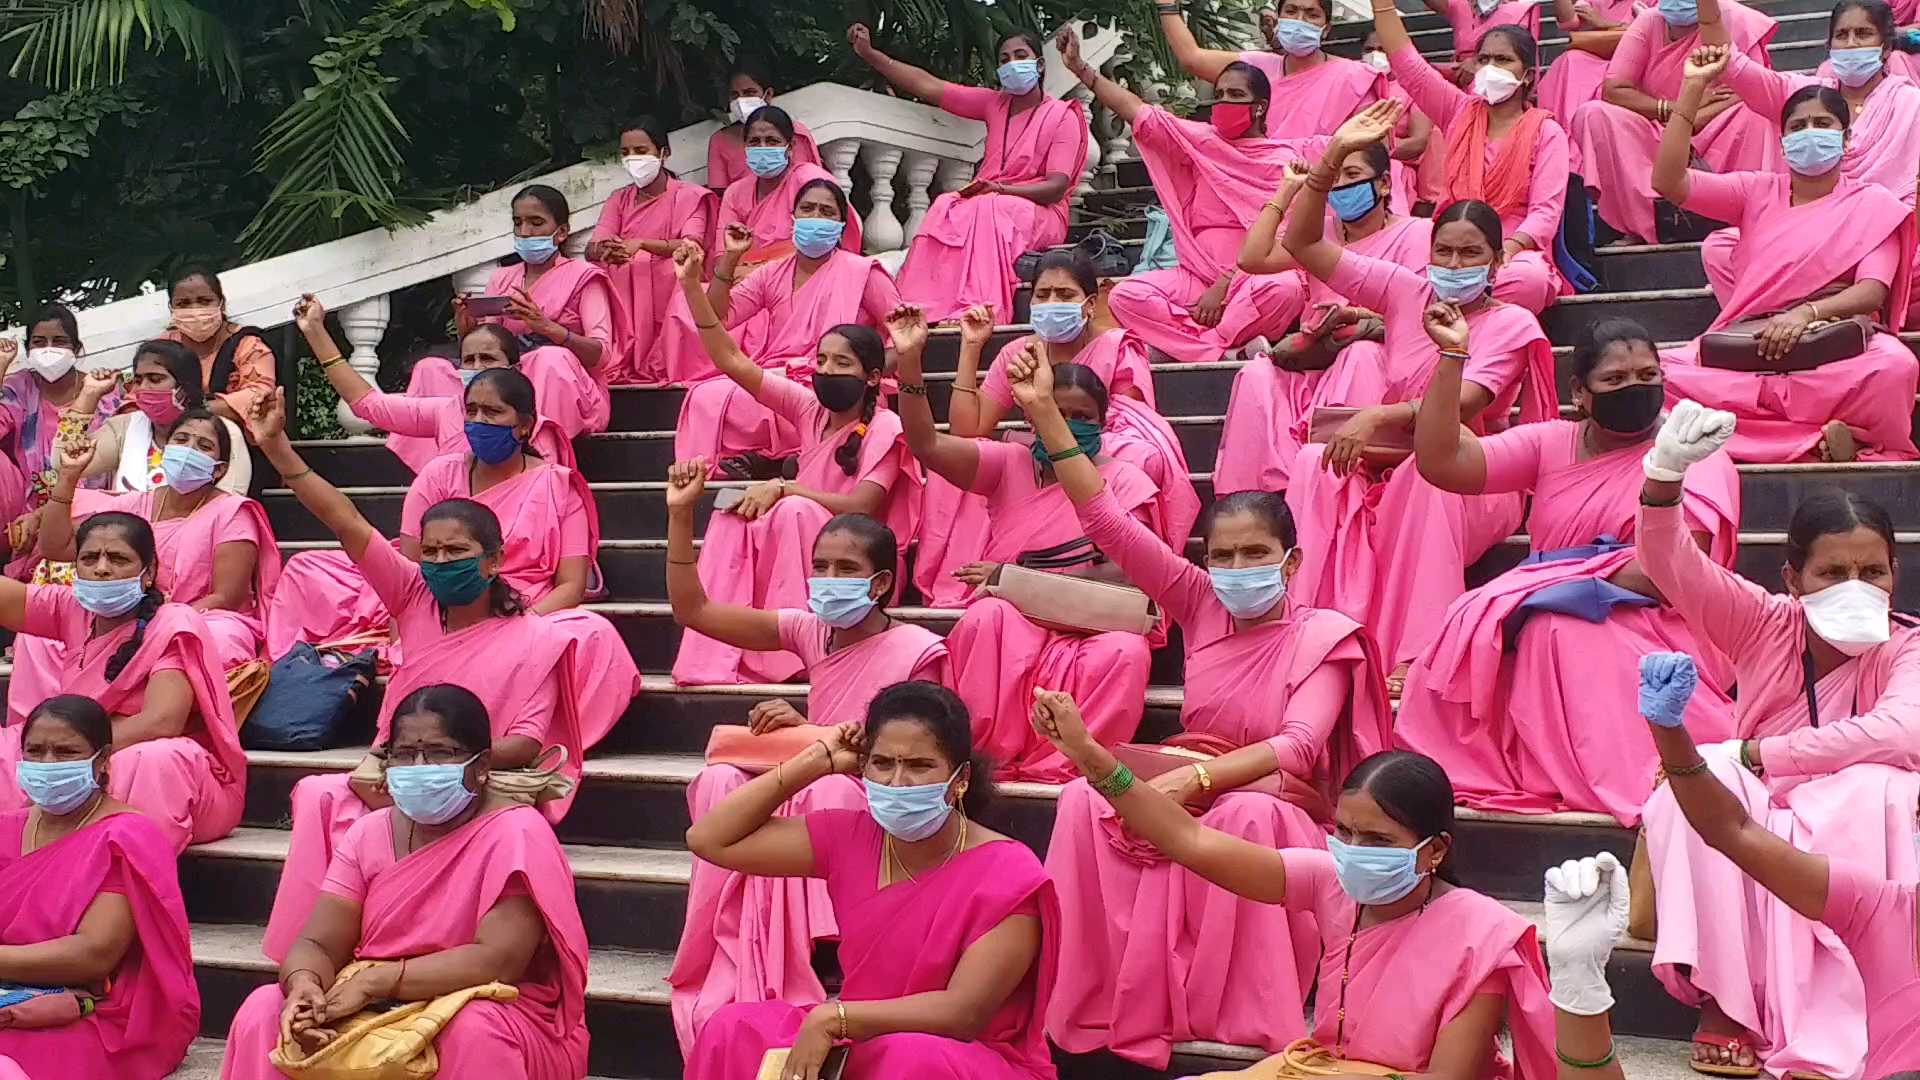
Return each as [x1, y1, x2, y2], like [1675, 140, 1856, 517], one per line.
[242, 644, 377, 752]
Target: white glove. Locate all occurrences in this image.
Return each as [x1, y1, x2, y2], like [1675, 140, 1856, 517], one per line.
[1643, 399, 1736, 482]
[1544, 851, 1630, 1016]
[1699, 738, 1743, 764]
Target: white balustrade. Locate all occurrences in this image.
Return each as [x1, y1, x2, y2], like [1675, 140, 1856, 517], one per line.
[451, 263, 493, 299]
[858, 142, 907, 254]
[900, 151, 939, 240]
[335, 294, 391, 434]
[821, 138, 861, 197]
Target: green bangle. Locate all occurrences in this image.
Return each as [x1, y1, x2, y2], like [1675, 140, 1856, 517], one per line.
[1662, 757, 1711, 777]
[1091, 761, 1134, 799]
[1555, 1043, 1617, 1070]
[1046, 444, 1087, 464]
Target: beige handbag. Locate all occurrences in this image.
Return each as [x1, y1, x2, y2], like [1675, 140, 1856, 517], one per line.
[269, 961, 519, 1079]
[977, 563, 1158, 636]
[1185, 1039, 1400, 1078]
[484, 745, 575, 807]
[1308, 407, 1415, 471]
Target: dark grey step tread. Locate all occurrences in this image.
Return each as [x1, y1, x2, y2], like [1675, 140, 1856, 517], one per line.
[191, 825, 693, 885]
[168, 1039, 632, 1080]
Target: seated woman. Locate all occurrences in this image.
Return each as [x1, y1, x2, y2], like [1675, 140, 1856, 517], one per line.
[1018, 362, 1392, 1066]
[895, 305, 1164, 781]
[682, 681, 1058, 1080]
[1569, 0, 1781, 244]
[1539, 0, 1652, 125]
[0, 513, 243, 853]
[1031, 697, 1556, 1078]
[1420, 0, 1544, 71]
[1059, 32, 1310, 364]
[668, 247, 921, 685]
[1641, 652, 1920, 1079]
[222, 684, 590, 1080]
[705, 62, 821, 192]
[1394, 318, 1742, 825]
[1280, 103, 1556, 676]
[246, 390, 635, 959]
[1694, 0, 1920, 309]
[263, 361, 601, 661]
[1373, 8, 1570, 313]
[454, 183, 616, 438]
[0, 695, 198, 1079]
[589, 116, 718, 385]
[1652, 47, 1918, 463]
[661, 472, 949, 1052]
[670, 184, 899, 479]
[916, 251, 1198, 607]
[0, 304, 121, 540]
[158, 265, 276, 425]
[1216, 143, 1434, 495]
[1630, 405, 1920, 1078]
[64, 340, 251, 502]
[1160, 0, 1401, 138]
[853, 24, 1087, 324]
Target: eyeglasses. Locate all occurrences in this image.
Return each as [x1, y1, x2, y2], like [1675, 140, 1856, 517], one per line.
[386, 747, 478, 767]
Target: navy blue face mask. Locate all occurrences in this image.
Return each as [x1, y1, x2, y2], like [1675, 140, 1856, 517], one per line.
[464, 421, 522, 465]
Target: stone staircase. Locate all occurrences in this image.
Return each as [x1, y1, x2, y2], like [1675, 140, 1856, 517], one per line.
[111, 1, 1915, 1075]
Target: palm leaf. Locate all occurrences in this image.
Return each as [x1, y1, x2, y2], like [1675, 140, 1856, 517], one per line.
[0, 0, 242, 94]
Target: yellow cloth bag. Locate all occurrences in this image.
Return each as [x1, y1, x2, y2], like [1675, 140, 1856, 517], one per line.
[267, 961, 520, 1080]
[1186, 1039, 1400, 1079]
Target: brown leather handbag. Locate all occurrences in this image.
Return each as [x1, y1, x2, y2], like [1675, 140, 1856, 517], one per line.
[1699, 314, 1875, 372]
[1308, 406, 1415, 471]
[977, 563, 1159, 636]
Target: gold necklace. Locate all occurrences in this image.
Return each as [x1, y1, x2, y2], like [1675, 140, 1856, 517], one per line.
[27, 790, 106, 851]
[887, 814, 967, 884]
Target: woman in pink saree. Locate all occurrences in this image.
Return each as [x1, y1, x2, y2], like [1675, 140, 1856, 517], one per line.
[663, 487, 950, 1052]
[0, 695, 198, 1079]
[0, 305, 121, 543]
[1033, 696, 1557, 1079]
[1375, 9, 1569, 313]
[588, 116, 718, 385]
[1060, 32, 1312, 363]
[0, 514, 244, 854]
[1021, 369, 1393, 1066]
[223, 685, 591, 1080]
[707, 64, 821, 191]
[1633, 406, 1920, 1075]
[854, 26, 1088, 323]
[894, 306, 1162, 782]
[1420, 0, 1545, 66]
[1653, 47, 1919, 464]
[1642, 652, 1920, 1079]
[669, 253, 921, 685]
[1161, 0, 1396, 139]
[1218, 143, 1435, 495]
[1395, 318, 1742, 825]
[917, 251, 1198, 607]
[1569, 0, 1780, 243]
[247, 391, 635, 961]
[684, 680, 1059, 1080]
[1538, 0, 1644, 127]
[454, 183, 617, 438]
[1281, 103, 1557, 675]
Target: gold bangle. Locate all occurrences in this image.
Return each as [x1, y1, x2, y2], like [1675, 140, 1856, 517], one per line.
[1806, 302, 1822, 322]
[318, 357, 348, 371]
[695, 320, 720, 330]
[278, 467, 314, 484]
[836, 1001, 849, 1039]
[951, 384, 978, 395]
[44, 493, 71, 505]
[1192, 762, 1213, 793]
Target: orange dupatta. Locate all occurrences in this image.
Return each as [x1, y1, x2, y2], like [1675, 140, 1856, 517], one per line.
[1442, 101, 1550, 222]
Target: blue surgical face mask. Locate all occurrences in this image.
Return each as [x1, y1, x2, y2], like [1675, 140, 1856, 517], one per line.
[1782, 127, 1846, 176]
[808, 574, 881, 628]
[1829, 46, 1884, 87]
[998, 58, 1041, 95]
[160, 443, 219, 493]
[458, 367, 483, 388]
[1031, 417, 1103, 471]
[464, 420, 522, 465]
[1427, 263, 1490, 304]
[514, 234, 559, 265]
[16, 754, 100, 815]
[745, 145, 790, 179]
[1327, 835, 1434, 905]
[864, 768, 960, 841]
[73, 576, 146, 618]
[385, 756, 481, 826]
[1272, 17, 1325, 56]
[1209, 557, 1291, 618]
[1327, 177, 1381, 223]
[1658, 0, 1698, 25]
[1029, 302, 1088, 343]
[792, 217, 845, 258]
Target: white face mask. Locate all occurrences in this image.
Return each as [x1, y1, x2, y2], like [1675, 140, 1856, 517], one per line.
[731, 96, 766, 125]
[622, 154, 662, 186]
[1364, 50, 1391, 73]
[22, 346, 76, 382]
[1472, 64, 1523, 104]
[1800, 578, 1892, 656]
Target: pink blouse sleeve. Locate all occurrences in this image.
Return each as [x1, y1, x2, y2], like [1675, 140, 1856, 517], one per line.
[1461, 343, 1527, 405]
[355, 533, 429, 618]
[1758, 636, 1920, 777]
[1681, 171, 1763, 227]
[1325, 251, 1420, 316]
[1635, 500, 1780, 657]
[679, 198, 712, 244]
[1076, 483, 1215, 626]
[859, 266, 905, 332]
[802, 807, 876, 882]
[572, 278, 615, 349]
[1265, 658, 1354, 780]
[728, 265, 775, 327]
[1722, 51, 1802, 124]
[1279, 848, 1346, 921]
[966, 438, 1023, 497]
[1387, 44, 1468, 130]
[320, 819, 373, 902]
[750, 372, 820, 428]
[706, 133, 735, 190]
[1041, 101, 1090, 179]
[1474, 420, 1550, 494]
[777, 609, 832, 671]
[589, 189, 627, 244]
[557, 481, 591, 560]
[1516, 122, 1571, 251]
[1853, 229, 1901, 287]
[501, 673, 558, 743]
[1820, 858, 1908, 950]
[399, 458, 456, 541]
[21, 585, 82, 643]
[1604, 15, 1654, 84]
[349, 389, 445, 439]
[938, 83, 996, 120]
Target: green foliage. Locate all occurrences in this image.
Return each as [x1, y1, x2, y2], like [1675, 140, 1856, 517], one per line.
[0, 85, 138, 189]
[0, 0, 242, 92]
[294, 353, 348, 439]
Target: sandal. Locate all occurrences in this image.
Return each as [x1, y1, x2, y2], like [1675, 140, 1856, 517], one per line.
[1689, 1031, 1762, 1077]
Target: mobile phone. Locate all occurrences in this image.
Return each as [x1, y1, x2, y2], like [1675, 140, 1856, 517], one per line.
[713, 487, 749, 512]
[464, 295, 512, 317]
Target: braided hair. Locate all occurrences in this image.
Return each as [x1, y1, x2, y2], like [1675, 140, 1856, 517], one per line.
[77, 512, 166, 681]
[826, 324, 886, 477]
[419, 498, 527, 617]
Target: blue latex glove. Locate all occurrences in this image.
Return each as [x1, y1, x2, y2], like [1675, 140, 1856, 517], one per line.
[1638, 652, 1699, 728]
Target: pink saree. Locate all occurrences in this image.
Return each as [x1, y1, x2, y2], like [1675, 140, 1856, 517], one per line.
[1046, 489, 1393, 1066]
[1661, 174, 1919, 462]
[0, 810, 196, 1079]
[1214, 216, 1433, 495]
[895, 87, 1088, 322]
[672, 375, 922, 685]
[227, 806, 591, 1080]
[1636, 499, 1920, 1079]
[1395, 420, 1743, 824]
[1568, 1, 1781, 241]
[945, 444, 1165, 782]
[483, 256, 618, 436]
[1107, 109, 1319, 362]
[1285, 251, 1556, 667]
[590, 178, 717, 384]
[1444, 0, 1543, 62]
[1538, 0, 1644, 128]
[0, 595, 243, 852]
[668, 615, 950, 1052]
[1235, 53, 1390, 138]
[686, 809, 1061, 1080]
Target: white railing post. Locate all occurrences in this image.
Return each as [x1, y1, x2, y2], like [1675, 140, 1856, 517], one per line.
[451, 263, 493, 299]
[900, 151, 939, 243]
[858, 143, 907, 254]
[821, 138, 861, 198]
[335, 294, 391, 434]
[1073, 86, 1100, 202]
[934, 158, 971, 203]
